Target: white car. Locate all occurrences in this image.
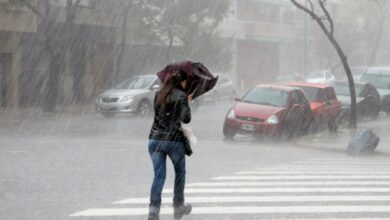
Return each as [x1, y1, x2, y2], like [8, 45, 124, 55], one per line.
[306, 70, 336, 84]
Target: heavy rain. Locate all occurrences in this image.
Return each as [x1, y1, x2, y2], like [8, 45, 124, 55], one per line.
[1, 0, 390, 220]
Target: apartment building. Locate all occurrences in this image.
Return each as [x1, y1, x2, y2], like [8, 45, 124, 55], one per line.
[219, 0, 302, 92]
[0, 0, 124, 109]
[219, 0, 377, 92]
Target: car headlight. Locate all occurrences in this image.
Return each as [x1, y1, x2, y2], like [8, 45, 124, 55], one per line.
[120, 96, 133, 102]
[266, 115, 279, 124]
[227, 109, 235, 119]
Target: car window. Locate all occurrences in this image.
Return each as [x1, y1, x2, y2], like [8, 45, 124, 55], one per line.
[333, 83, 364, 97]
[317, 89, 327, 102]
[241, 87, 288, 107]
[115, 76, 155, 89]
[290, 91, 301, 105]
[295, 86, 319, 102]
[307, 71, 324, 79]
[361, 73, 390, 89]
[150, 79, 161, 87]
[296, 90, 309, 104]
[325, 87, 337, 100]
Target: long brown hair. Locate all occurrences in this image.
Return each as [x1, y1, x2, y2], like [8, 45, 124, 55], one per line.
[156, 70, 188, 107]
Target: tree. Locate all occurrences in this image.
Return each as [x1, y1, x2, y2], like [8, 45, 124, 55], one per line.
[19, 0, 82, 111]
[144, 0, 232, 71]
[290, 0, 357, 128]
[367, 0, 389, 66]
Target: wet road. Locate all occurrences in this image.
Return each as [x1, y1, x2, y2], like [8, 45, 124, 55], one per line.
[1, 100, 390, 220]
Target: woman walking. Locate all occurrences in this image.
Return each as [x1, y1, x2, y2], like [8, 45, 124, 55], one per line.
[148, 70, 192, 220]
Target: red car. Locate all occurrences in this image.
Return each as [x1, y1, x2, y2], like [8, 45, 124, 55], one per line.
[287, 82, 341, 131]
[223, 84, 313, 139]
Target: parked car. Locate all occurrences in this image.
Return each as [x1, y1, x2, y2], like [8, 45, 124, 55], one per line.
[333, 81, 381, 121]
[223, 84, 313, 139]
[95, 74, 160, 117]
[287, 82, 341, 131]
[274, 73, 306, 83]
[306, 70, 336, 84]
[360, 67, 390, 115]
[201, 74, 236, 103]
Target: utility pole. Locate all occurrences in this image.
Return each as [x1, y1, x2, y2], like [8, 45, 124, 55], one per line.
[303, 0, 308, 75]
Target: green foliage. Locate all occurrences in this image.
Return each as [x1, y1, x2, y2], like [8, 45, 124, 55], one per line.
[143, 0, 232, 71]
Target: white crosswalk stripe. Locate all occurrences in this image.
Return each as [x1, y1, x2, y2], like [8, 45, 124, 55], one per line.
[70, 156, 390, 219]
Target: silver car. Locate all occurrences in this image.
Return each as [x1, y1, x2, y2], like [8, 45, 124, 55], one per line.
[95, 75, 160, 117]
[201, 74, 236, 103]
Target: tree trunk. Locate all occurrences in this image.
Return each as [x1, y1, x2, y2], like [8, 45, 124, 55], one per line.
[114, 5, 129, 86]
[315, 18, 357, 128]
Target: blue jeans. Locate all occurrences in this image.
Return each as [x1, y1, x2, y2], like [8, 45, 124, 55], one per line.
[148, 139, 186, 209]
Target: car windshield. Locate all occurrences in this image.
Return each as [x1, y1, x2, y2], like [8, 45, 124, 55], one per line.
[276, 74, 294, 82]
[361, 73, 390, 89]
[115, 76, 155, 89]
[295, 86, 319, 101]
[241, 87, 288, 107]
[307, 71, 324, 79]
[333, 83, 364, 97]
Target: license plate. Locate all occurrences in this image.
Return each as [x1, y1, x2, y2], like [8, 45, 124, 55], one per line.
[241, 124, 255, 131]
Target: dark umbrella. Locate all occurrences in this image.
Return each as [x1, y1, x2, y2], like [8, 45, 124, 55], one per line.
[157, 61, 218, 99]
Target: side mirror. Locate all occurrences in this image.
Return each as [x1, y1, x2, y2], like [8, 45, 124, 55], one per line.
[234, 97, 241, 102]
[151, 85, 160, 90]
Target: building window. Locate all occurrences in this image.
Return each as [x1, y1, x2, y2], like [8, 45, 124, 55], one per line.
[237, 0, 281, 23]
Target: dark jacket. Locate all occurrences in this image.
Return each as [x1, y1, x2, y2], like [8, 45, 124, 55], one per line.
[149, 86, 191, 142]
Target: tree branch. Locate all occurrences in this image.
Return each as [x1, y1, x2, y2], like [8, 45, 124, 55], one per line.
[319, 0, 334, 35]
[290, 0, 316, 19]
[19, 0, 43, 18]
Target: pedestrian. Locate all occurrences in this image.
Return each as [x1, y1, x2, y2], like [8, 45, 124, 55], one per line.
[148, 70, 192, 220]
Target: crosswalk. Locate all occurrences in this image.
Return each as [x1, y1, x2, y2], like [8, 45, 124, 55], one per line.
[70, 156, 390, 219]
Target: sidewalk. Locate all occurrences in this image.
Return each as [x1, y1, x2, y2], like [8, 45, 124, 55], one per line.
[0, 104, 95, 121]
[295, 115, 390, 155]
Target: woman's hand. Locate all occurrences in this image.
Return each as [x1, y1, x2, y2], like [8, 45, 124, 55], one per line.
[187, 94, 193, 102]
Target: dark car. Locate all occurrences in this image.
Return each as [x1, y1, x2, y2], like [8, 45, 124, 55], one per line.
[223, 84, 313, 139]
[287, 82, 341, 131]
[360, 67, 390, 115]
[333, 81, 381, 121]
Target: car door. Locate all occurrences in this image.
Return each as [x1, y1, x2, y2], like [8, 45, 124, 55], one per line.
[286, 90, 306, 128]
[147, 78, 161, 102]
[325, 87, 340, 118]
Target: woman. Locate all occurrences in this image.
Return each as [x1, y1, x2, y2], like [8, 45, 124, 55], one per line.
[148, 70, 192, 220]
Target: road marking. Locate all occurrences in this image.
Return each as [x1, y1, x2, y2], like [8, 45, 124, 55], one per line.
[213, 175, 390, 180]
[188, 181, 390, 187]
[236, 171, 390, 175]
[70, 156, 390, 218]
[163, 187, 390, 194]
[114, 195, 390, 204]
[71, 205, 390, 216]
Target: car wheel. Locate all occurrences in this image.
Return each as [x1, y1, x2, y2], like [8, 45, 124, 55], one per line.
[138, 100, 152, 116]
[328, 116, 339, 132]
[223, 123, 236, 139]
[102, 112, 116, 118]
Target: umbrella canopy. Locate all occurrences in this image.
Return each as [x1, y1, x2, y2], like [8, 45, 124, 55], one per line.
[157, 61, 218, 99]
